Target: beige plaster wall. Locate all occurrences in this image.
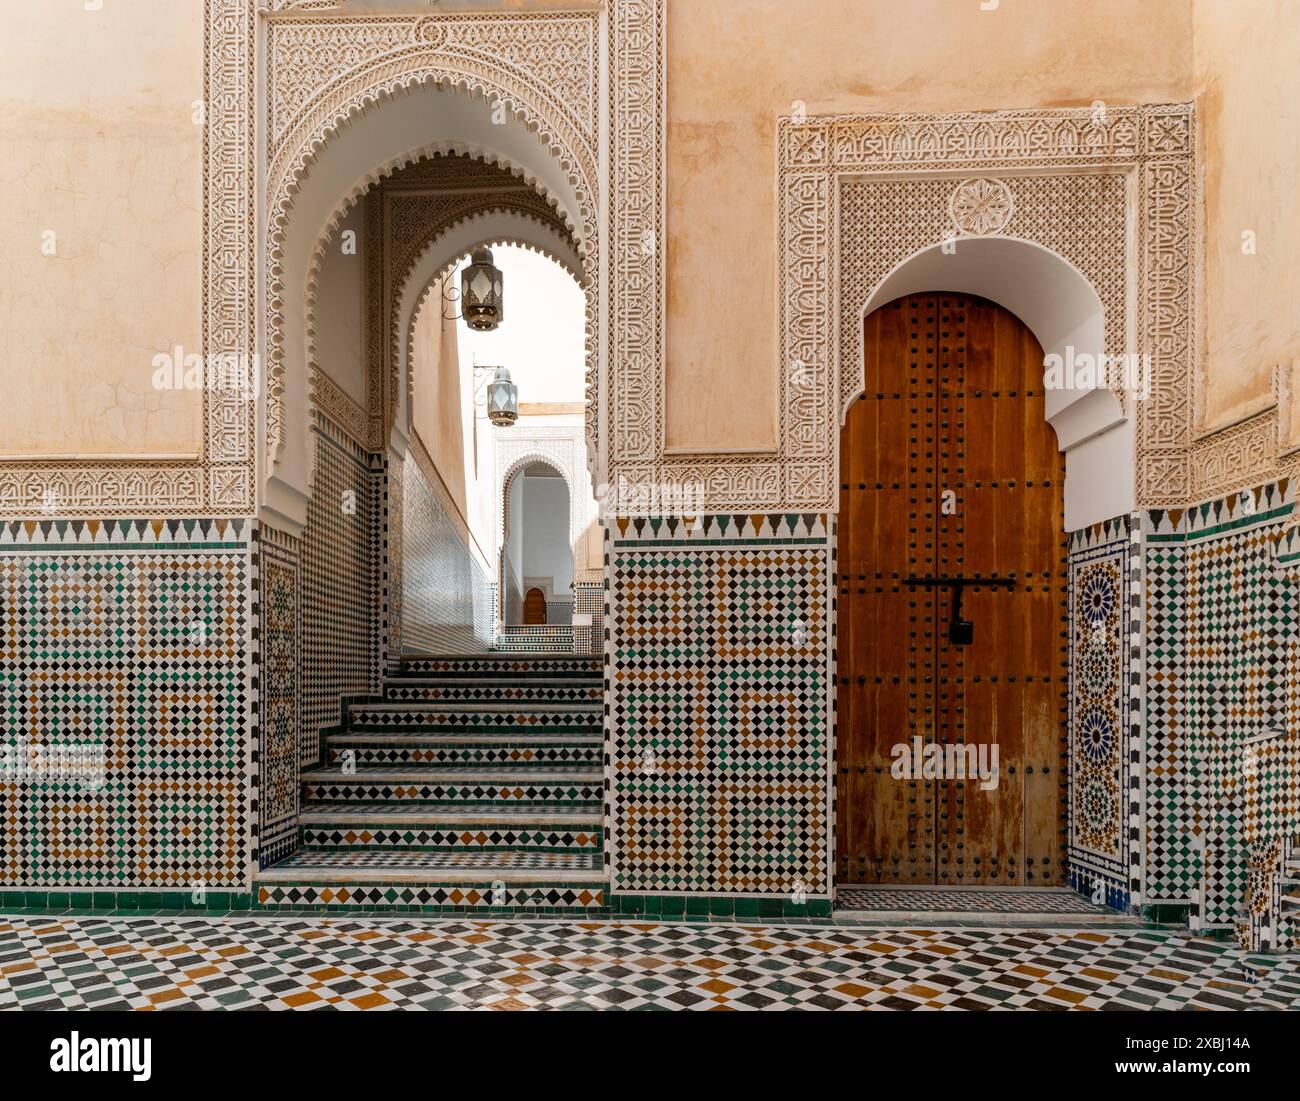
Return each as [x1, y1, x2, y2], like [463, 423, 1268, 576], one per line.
[410, 291, 496, 565]
[8, 0, 1292, 478]
[663, 0, 1195, 452]
[0, 0, 203, 458]
[412, 295, 469, 521]
[315, 207, 367, 406]
[1193, 0, 1300, 431]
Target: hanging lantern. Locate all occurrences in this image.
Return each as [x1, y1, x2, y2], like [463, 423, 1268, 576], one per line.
[461, 247, 504, 331]
[485, 367, 518, 427]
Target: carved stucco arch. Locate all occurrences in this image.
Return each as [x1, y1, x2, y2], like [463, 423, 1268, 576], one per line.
[397, 218, 585, 449]
[263, 57, 599, 532]
[266, 39, 597, 225]
[497, 451, 579, 614]
[849, 235, 1132, 530]
[302, 144, 584, 469]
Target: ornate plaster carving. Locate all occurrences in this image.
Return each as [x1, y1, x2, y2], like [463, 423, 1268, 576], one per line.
[949, 177, 1015, 236]
[606, 0, 666, 476]
[605, 102, 1273, 513]
[0, 1, 664, 520]
[825, 107, 1195, 509]
[612, 104, 1212, 512]
[263, 5, 604, 493]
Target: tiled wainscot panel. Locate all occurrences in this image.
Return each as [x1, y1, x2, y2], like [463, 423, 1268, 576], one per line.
[607, 515, 833, 898]
[1144, 480, 1297, 930]
[300, 412, 381, 768]
[0, 519, 255, 888]
[257, 526, 301, 868]
[1067, 515, 1141, 911]
[401, 440, 495, 655]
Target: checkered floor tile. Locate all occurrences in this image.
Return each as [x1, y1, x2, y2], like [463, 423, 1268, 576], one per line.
[836, 888, 1117, 914]
[0, 915, 1294, 1011]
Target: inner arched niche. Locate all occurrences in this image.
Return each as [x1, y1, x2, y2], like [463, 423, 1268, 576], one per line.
[500, 457, 574, 626]
[853, 236, 1131, 531]
[263, 75, 593, 534]
[306, 150, 582, 466]
[382, 153, 585, 465]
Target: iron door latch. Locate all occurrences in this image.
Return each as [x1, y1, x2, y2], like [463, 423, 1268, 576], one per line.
[902, 576, 1017, 647]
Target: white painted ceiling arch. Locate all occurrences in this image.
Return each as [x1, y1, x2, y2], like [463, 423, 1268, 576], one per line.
[263, 75, 591, 534]
[852, 235, 1133, 530]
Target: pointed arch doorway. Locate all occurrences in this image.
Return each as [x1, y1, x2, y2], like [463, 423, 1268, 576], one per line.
[837, 292, 1067, 887]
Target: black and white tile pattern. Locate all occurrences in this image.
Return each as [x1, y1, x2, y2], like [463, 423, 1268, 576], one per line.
[0, 915, 1294, 1011]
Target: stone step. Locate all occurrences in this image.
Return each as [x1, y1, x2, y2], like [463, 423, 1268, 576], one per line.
[383, 679, 602, 704]
[297, 802, 603, 852]
[301, 766, 604, 806]
[258, 848, 604, 882]
[346, 701, 602, 734]
[399, 654, 601, 679]
[325, 732, 602, 768]
[255, 877, 609, 912]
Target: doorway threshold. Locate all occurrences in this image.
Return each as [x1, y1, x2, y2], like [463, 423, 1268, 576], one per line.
[834, 886, 1139, 926]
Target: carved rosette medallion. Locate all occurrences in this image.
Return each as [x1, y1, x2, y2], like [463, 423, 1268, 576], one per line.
[949, 177, 1016, 236]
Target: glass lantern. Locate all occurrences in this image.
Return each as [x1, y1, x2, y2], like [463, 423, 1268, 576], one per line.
[461, 247, 504, 332]
[485, 367, 518, 427]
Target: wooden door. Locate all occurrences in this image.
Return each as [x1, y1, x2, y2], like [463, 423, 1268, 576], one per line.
[523, 587, 548, 625]
[837, 292, 1066, 887]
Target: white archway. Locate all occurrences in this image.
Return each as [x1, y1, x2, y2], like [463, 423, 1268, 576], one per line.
[392, 213, 584, 458]
[262, 77, 593, 534]
[498, 453, 577, 625]
[855, 236, 1132, 530]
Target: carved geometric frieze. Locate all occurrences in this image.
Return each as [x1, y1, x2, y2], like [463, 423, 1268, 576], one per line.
[620, 103, 1209, 514]
[608, 0, 666, 471]
[311, 369, 368, 449]
[839, 171, 1129, 421]
[603, 104, 1212, 513]
[1191, 411, 1280, 500]
[266, 12, 598, 171]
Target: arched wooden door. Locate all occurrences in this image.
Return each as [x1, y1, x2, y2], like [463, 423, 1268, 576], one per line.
[523, 587, 548, 625]
[837, 292, 1067, 886]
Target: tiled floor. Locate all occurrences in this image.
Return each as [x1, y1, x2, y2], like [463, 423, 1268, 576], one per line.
[0, 914, 1295, 1011]
[836, 888, 1118, 915]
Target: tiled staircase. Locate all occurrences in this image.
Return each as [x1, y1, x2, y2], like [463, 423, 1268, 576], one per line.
[257, 654, 608, 913]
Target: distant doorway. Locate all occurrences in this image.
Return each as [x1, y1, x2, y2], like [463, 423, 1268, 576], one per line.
[500, 460, 573, 625]
[523, 587, 548, 625]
